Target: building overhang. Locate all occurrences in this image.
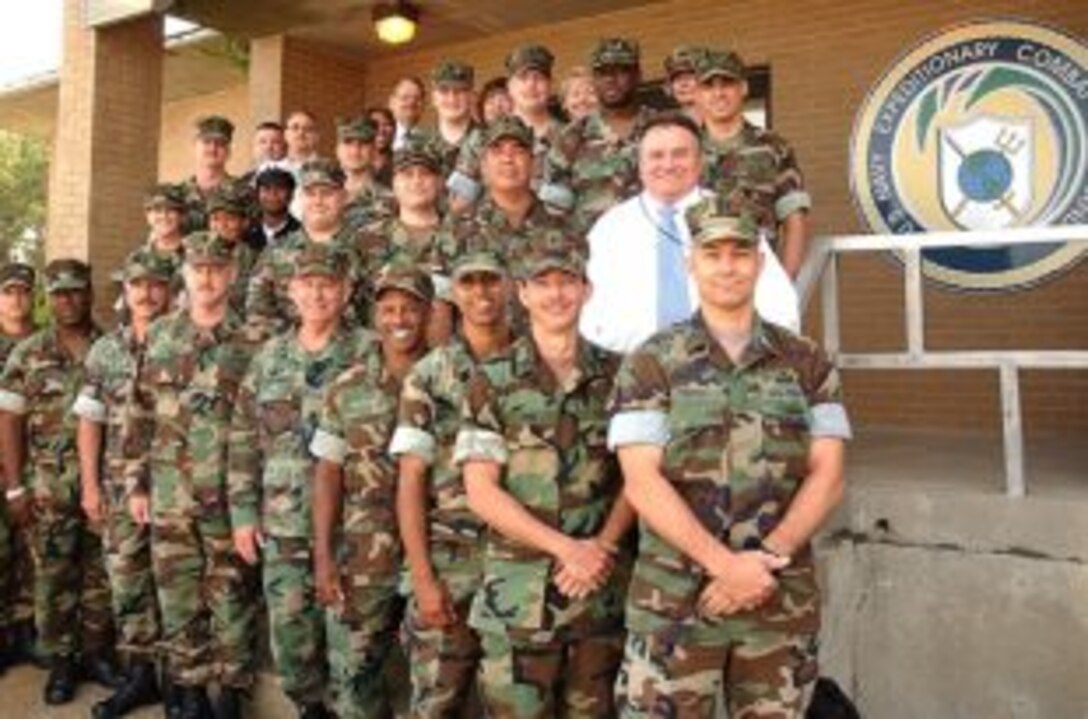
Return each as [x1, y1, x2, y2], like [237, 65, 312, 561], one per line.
[0, 28, 246, 138]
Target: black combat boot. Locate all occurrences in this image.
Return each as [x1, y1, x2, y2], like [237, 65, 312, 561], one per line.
[84, 648, 124, 689]
[92, 659, 162, 717]
[213, 686, 246, 719]
[0, 626, 15, 675]
[161, 665, 184, 719]
[43, 652, 79, 705]
[177, 685, 213, 719]
[297, 702, 332, 719]
[10, 619, 45, 668]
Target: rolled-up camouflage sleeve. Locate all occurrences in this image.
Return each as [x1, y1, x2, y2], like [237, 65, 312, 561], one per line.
[310, 378, 348, 465]
[227, 352, 264, 529]
[452, 369, 507, 465]
[0, 342, 30, 415]
[798, 344, 851, 440]
[773, 140, 812, 222]
[447, 128, 484, 203]
[72, 339, 109, 423]
[607, 346, 671, 449]
[389, 360, 438, 464]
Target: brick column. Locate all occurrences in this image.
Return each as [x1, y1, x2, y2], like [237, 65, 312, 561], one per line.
[249, 35, 369, 157]
[47, 0, 163, 313]
[249, 35, 287, 128]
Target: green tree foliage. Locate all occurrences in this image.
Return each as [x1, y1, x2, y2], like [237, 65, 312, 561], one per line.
[0, 130, 49, 268]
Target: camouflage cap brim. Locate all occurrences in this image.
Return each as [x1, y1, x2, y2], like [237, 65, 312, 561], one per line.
[692, 219, 758, 247]
[124, 266, 173, 283]
[451, 253, 507, 280]
[0, 264, 35, 290]
[0, 277, 33, 290]
[520, 255, 587, 280]
[375, 280, 433, 303]
[46, 276, 91, 293]
[698, 67, 744, 82]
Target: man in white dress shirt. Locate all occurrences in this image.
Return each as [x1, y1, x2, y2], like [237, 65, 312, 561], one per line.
[580, 112, 799, 353]
[390, 76, 426, 150]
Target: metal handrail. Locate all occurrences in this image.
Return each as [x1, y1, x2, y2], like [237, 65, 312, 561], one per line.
[797, 225, 1088, 497]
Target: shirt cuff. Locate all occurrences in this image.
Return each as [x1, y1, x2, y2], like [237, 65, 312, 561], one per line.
[72, 394, 107, 423]
[453, 428, 508, 464]
[230, 505, 259, 531]
[775, 191, 812, 221]
[608, 410, 670, 449]
[538, 183, 574, 210]
[389, 426, 436, 464]
[447, 172, 482, 203]
[310, 428, 348, 465]
[810, 402, 852, 440]
[431, 273, 452, 302]
[0, 388, 27, 414]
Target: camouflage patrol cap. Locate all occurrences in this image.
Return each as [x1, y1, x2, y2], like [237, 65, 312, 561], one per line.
[591, 38, 641, 70]
[195, 114, 235, 142]
[431, 59, 475, 88]
[121, 247, 175, 283]
[393, 136, 442, 174]
[0, 262, 35, 291]
[505, 44, 555, 76]
[374, 262, 435, 304]
[44, 258, 92, 293]
[664, 45, 703, 79]
[482, 115, 533, 150]
[684, 196, 758, 247]
[205, 183, 252, 216]
[451, 250, 507, 280]
[298, 159, 346, 189]
[292, 241, 350, 278]
[519, 243, 587, 279]
[695, 48, 746, 82]
[144, 182, 187, 211]
[337, 116, 378, 143]
[183, 231, 236, 266]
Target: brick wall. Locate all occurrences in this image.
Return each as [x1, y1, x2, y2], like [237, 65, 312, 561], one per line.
[280, 38, 369, 157]
[158, 83, 251, 180]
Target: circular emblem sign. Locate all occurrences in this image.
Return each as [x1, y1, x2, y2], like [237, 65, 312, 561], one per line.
[850, 19, 1088, 291]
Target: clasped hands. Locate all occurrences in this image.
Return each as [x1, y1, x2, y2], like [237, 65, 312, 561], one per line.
[698, 549, 791, 618]
[552, 536, 617, 600]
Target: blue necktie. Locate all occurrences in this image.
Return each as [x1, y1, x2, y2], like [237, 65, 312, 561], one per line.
[656, 204, 690, 328]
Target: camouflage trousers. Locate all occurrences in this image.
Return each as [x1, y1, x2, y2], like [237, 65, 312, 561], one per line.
[325, 583, 404, 719]
[28, 505, 113, 656]
[102, 496, 160, 660]
[0, 498, 36, 630]
[476, 627, 624, 719]
[615, 628, 819, 719]
[263, 535, 327, 705]
[152, 512, 257, 689]
[404, 544, 483, 718]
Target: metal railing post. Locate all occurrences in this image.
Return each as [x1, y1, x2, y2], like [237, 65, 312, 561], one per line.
[1000, 362, 1026, 497]
[821, 253, 840, 357]
[904, 247, 924, 358]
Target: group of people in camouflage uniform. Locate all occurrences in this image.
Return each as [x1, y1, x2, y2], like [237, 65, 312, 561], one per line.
[0, 34, 850, 719]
